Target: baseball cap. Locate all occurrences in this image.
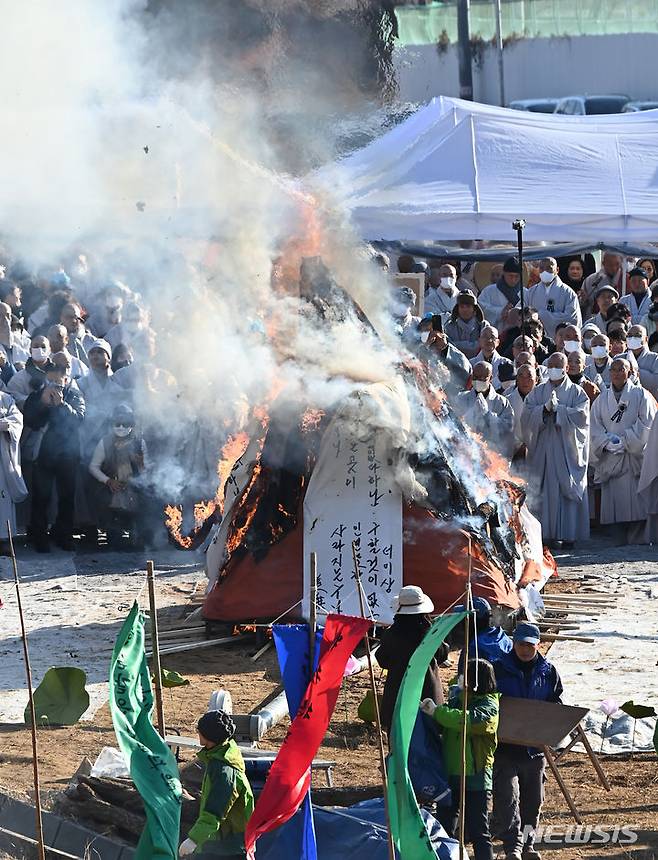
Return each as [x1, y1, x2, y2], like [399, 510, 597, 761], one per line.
[514, 622, 540, 645]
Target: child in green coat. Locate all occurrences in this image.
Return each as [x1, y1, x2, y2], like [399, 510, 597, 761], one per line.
[421, 657, 499, 860]
[179, 710, 254, 858]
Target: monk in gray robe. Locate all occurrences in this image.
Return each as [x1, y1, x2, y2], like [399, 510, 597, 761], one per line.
[0, 390, 28, 549]
[625, 325, 658, 398]
[590, 358, 656, 543]
[521, 352, 590, 546]
[638, 411, 658, 542]
[457, 361, 514, 459]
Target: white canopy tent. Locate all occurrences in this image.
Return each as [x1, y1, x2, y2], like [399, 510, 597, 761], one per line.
[315, 96, 658, 243]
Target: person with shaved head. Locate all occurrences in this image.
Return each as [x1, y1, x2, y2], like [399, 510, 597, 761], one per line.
[624, 324, 658, 398]
[469, 325, 514, 392]
[590, 357, 656, 543]
[522, 257, 582, 339]
[457, 361, 515, 459]
[520, 352, 590, 547]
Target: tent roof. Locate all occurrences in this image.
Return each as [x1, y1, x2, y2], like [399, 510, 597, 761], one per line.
[316, 96, 658, 243]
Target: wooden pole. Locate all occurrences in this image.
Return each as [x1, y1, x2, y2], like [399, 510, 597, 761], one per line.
[458, 542, 473, 860]
[146, 560, 166, 738]
[351, 542, 395, 860]
[8, 521, 46, 860]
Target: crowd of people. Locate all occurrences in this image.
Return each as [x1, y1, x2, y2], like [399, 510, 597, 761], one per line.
[392, 250, 658, 547]
[0, 257, 168, 554]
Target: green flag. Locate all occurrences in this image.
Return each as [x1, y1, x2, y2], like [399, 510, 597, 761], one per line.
[109, 601, 182, 859]
[387, 612, 466, 860]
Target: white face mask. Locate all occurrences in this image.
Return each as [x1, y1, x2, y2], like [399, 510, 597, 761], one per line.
[564, 340, 580, 353]
[31, 347, 50, 362]
[419, 330, 430, 344]
[627, 337, 643, 351]
[440, 277, 456, 290]
[548, 367, 565, 382]
[113, 425, 132, 438]
[591, 345, 608, 359]
[539, 271, 555, 284]
[473, 379, 489, 393]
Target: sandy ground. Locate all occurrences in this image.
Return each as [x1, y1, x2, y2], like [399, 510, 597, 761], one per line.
[0, 539, 657, 859]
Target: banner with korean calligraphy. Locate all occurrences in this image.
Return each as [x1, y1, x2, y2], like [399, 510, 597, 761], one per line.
[303, 411, 403, 624]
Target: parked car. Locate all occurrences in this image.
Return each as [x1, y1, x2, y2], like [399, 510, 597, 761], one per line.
[508, 98, 559, 113]
[553, 95, 630, 115]
[622, 100, 658, 112]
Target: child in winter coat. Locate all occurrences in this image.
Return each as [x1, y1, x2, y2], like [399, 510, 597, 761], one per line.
[421, 657, 499, 860]
[179, 710, 254, 858]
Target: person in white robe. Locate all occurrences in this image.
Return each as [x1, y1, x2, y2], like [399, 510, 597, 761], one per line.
[523, 257, 582, 338]
[590, 358, 656, 543]
[0, 302, 29, 366]
[624, 324, 658, 399]
[567, 350, 600, 404]
[620, 267, 652, 325]
[521, 352, 590, 545]
[469, 325, 514, 392]
[514, 350, 547, 383]
[478, 257, 522, 329]
[424, 263, 459, 317]
[505, 363, 536, 458]
[638, 411, 658, 542]
[47, 325, 88, 381]
[585, 334, 612, 387]
[0, 390, 28, 547]
[457, 361, 515, 459]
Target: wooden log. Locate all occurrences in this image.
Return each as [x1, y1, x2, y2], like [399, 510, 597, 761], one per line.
[251, 640, 273, 662]
[541, 633, 595, 643]
[61, 783, 145, 838]
[543, 609, 601, 617]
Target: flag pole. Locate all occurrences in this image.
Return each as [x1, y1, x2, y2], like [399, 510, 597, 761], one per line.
[147, 560, 166, 738]
[8, 521, 46, 860]
[458, 540, 474, 860]
[309, 552, 318, 672]
[352, 541, 395, 860]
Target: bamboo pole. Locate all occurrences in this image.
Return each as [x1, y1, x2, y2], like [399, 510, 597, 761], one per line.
[146, 561, 166, 738]
[8, 521, 46, 860]
[352, 542, 395, 860]
[458, 541, 473, 860]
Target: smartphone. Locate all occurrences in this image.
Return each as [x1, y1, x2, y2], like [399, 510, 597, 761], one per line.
[431, 314, 443, 333]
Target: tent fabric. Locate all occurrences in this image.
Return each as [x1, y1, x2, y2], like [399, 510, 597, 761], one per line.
[202, 504, 519, 622]
[373, 240, 658, 263]
[315, 96, 658, 243]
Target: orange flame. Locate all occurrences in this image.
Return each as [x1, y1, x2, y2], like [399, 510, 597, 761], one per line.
[225, 463, 263, 555]
[300, 407, 325, 433]
[164, 504, 193, 549]
[217, 432, 250, 514]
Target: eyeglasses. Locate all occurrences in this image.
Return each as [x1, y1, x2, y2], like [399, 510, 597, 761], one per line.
[114, 423, 134, 429]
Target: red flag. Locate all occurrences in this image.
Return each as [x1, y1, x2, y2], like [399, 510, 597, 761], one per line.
[244, 614, 371, 858]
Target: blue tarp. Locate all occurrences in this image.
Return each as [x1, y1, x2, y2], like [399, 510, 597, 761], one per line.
[256, 798, 460, 860]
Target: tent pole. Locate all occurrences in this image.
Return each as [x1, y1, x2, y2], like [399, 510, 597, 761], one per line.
[352, 542, 395, 860]
[147, 560, 166, 738]
[457, 0, 473, 100]
[494, 0, 505, 106]
[8, 521, 46, 860]
[458, 541, 473, 860]
[514, 219, 526, 336]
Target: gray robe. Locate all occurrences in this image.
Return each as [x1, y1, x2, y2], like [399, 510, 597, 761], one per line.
[590, 382, 656, 525]
[505, 386, 529, 451]
[443, 316, 482, 355]
[470, 350, 514, 392]
[638, 412, 658, 541]
[630, 348, 658, 398]
[0, 392, 28, 538]
[523, 277, 582, 338]
[457, 387, 515, 459]
[522, 377, 590, 541]
[620, 292, 652, 325]
[584, 355, 612, 386]
[424, 286, 458, 316]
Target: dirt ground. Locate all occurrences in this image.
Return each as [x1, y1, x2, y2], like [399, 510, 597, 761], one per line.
[1, 573, 657, 859]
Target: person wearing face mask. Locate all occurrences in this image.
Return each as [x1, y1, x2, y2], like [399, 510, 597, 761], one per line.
[425, 263, 459, 316]
[585, 285, 619, 333]
[555, 324, 581, 359]
[7, 335, 53, 408]
[457, 362, 515, 460]
[47, 324, 88, 381]
[584, 334, 612, 386]
[580, 323, 600, 355]
[521, 352, 590, 547]
[523, 258, 581, 340]
[590, 358, 656, 545]
[505, 363, 536, 460]
[444, 291, 485, 359]
[580, 252, 622, 318]
[566, 349, 599, 403]
[416, 315, 471, 400]
[89, 403, 148, 549]
[623, 325, 658, 398]
[24, 362, 85, 552]
[478, 257, 522, 330]
[470, 325, 514, 392]
[618, 267, 652, 325]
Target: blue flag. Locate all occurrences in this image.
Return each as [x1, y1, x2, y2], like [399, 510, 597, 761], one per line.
[272, 624, 323, 860]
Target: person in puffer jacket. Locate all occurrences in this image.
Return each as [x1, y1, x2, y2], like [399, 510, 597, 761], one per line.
[179, 710, 254, 858]
[421, 657, 499, 860]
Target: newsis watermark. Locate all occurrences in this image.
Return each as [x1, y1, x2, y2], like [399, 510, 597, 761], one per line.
[522, 824, 639, 846]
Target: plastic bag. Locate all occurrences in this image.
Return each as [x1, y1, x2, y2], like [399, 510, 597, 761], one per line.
[90, 746, 130, 778]
[407, 712, 451, 806]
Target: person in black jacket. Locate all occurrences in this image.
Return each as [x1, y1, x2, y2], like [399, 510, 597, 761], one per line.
[376, 585, 448, 734]
[24, 358, 85, 552]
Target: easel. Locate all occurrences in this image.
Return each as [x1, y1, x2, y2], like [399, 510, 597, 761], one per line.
[498, 697, 611, 824]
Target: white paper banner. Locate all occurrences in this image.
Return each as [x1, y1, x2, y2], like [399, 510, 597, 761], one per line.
[303, 418, 403, 624]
